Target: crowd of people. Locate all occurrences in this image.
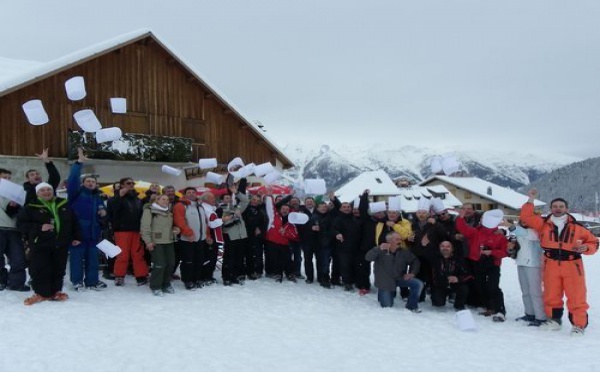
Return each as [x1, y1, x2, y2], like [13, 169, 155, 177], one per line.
[0, 149, 597, 336]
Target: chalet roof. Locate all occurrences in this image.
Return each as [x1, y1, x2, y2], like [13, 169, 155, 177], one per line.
[0, 29, 294, 168]
[0, 57, 43, 86]
[419, 175, 546, 210]
[397, 185, 463, 213]
[335, 170, 401, 203]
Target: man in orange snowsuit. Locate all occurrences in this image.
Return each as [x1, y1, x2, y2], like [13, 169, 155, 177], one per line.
[520, 189, 598, 335]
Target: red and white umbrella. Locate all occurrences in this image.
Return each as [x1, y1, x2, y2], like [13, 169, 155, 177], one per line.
[247, 184, 293, 195]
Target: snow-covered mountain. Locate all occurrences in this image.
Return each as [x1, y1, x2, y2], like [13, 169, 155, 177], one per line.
[282, 143, 581, 190]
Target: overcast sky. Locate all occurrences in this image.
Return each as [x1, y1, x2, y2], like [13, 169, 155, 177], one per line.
[1, 0, 599, 158]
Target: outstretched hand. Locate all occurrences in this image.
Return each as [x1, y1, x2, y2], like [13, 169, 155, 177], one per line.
[77, 148, 88, 163]
[527, 188, 538, 202]
[35, 148, 50, 163]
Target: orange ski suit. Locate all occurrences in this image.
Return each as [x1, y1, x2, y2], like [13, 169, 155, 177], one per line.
[520, 202, 598, 328]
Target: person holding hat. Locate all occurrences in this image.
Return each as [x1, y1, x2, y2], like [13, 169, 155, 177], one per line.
[520, 189, 598, 335]
[17, 183, 81, 305]
[23, 148, 61, 205]
[66, 148, 107, 291]
[456, 208, 510, 322]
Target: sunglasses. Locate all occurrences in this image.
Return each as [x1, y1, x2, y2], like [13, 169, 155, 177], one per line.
[124, 181, 134, 185]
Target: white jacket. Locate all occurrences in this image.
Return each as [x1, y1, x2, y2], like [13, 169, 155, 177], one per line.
[514, 226, 543, 267]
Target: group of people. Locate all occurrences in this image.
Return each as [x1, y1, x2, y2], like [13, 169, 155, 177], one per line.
[0, 150, 597, 336]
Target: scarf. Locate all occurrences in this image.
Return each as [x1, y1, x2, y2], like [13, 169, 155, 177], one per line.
[550, 214, 568, 235]
[38, 197, 61, 234]
[151, 203, 169, 212]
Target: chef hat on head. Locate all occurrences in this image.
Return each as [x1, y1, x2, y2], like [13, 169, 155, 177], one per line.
[369, 201, 387, 214]
[431, 198, 447, 214]
[35, 182, 53, 193]
[482, 209, 504, 228]
[387, 196, 402, 212]
[417, 198, 431, 212]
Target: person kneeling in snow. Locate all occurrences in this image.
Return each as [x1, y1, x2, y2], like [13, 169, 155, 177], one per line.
[366, 232, 423, 312]
[17, 183, 81, 305]
[431, 240, 473, 311]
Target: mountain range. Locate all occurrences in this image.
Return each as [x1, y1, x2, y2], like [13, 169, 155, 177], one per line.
[282, 143, 587, 206]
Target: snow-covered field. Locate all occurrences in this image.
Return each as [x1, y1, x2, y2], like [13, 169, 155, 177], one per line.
[1, 255, 599, 372]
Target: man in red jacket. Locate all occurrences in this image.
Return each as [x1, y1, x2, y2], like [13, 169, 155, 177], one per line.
[456, 208, 509, 322]
[264, 194, 299, 282]
[520, 189, 598, 335]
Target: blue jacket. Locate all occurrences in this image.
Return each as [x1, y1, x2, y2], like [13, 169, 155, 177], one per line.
[67, 162, 104, 242]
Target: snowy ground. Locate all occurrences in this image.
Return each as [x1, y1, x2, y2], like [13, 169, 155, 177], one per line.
[1, 255, 599, 372]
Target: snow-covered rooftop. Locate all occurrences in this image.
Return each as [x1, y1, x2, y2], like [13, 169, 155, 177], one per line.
[0, 57, 43, 86]
[0, 29, 294, 167]
[335, 170, 400, 203]
[420, 176, 545, 210]
[396, 185, 463, 213]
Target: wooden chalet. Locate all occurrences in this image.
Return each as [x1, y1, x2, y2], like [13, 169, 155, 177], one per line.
[0, 29, 293, 186]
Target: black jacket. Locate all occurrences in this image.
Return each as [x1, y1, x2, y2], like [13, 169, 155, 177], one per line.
[358, 191, 385, 252]
[17, 197, 80, 247]
[108, 190, 144, 232]
[431, 254, 472, 288]
[242, 204, 267, 238]
[332, 212, 361, 252]
[410, 219, 445, 262]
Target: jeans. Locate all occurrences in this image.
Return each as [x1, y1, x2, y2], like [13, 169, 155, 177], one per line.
[378, 278, 424, 310]
[290, 241, 302, 276]
[69, 240, 100, 286]
[316, 246, 332, 283]
[0, 229, 27, 288]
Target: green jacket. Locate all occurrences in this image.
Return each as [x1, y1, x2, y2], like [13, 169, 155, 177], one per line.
[140, 205, 176, 245]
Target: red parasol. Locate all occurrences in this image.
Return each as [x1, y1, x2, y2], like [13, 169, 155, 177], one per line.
[179, 186, 230, 197]
[247, 184, 293, 195]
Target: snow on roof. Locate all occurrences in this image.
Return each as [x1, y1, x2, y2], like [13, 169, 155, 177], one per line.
[0, 57, 43, 86]
[335, 170, 400, 203]
[420, 176, 545, 210]
[397, 185, 463, 213]
[0, 29, 294, 167]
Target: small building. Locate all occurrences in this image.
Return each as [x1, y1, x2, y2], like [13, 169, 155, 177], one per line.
[335, 170, 462, 213]
[397, 185, 462, 213]
[0, 29, 293, 189]
[335, 170, 400, 203]
[419, 175, 545, 216]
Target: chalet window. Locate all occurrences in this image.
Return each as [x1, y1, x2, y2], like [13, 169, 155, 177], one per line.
[464, 192, 472, 200]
